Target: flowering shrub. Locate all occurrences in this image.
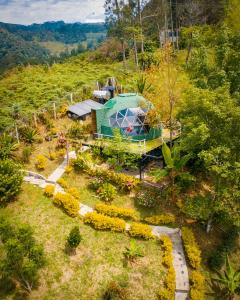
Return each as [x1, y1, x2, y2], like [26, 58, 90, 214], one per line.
[158, 236, 176, 300]
[88, 177, 103, 191]
[181, 227, 201, 269]
[53, 192, 79, 217]
[128, 222, 154, 240]
[190, 270, 205, 300]
[56, 149, 65, 158]
[83, 212, 126, 232]
[144, 214, 175, 226]
[95, 203, 138, 220]
[35, 154, 47, 170]
[49, 151, 57, 161]
[44, 185, 55, 197]
[65, 165, 73, 174]
[97, 183, 117, 203]
[57, 178, 68, 189]
[135, 188, 160, 208]
[66, 187, 80, 200]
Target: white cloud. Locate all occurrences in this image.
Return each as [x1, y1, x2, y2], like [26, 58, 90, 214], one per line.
[0, 0, 105, 24]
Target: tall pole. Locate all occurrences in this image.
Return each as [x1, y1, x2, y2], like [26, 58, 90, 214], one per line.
[15, 124, 20, 144]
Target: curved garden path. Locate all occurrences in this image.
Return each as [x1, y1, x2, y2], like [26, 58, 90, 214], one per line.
[23, 151, 189, 300]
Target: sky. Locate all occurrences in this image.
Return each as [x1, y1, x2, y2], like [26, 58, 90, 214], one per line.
[0, 0, 105, 24]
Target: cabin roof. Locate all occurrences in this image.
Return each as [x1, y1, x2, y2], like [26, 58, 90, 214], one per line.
[68, 100, 103, 117]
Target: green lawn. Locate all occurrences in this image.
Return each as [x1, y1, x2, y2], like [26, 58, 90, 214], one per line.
[0, 183, 165, 300]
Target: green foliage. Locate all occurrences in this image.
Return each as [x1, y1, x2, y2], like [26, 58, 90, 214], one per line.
[210, 256, 240, 300]
[136, 75, 152, 94]
[135, 187, 160, 208]
[123, 240, 144, 262]
[97, 183, 117, 203]
[0, 133, 18, 160]
[208, 227, 239, 270]
[0, 218, 45, 294]
[182, 195, 212, 222]
[67, 226, 82, 249]
[0, 159, 23, 204]
[22, 127, 39, 144]
[21, 146, 32, 163]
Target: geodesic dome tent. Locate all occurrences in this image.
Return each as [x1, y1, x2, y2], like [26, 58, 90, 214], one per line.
[94, 93, 161, 141]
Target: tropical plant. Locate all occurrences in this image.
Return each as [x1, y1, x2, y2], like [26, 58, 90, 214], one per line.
[0, 133, 19, 160]
[0, 159, 23, 204]
[97, 183, 117, 203]
[123, 240, 144, 263]
[210, 256, 240, 300]
[151, 143, 191, 200]
[22, 128, 39, 144]
[136, 75, 152, 94]
[21, 146, 32, 163]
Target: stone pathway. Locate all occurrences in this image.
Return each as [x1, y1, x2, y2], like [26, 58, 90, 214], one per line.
[23, 150, 189, 300]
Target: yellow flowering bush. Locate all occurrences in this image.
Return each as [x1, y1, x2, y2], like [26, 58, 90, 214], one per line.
[57, 178, 68, 189]
[83, 212, 126, 232]
[181, 227, 201, 269]
[190, 270, 205, 300]
[158, 235, 175, 300]
[35, 154, 47, 170]
[144, 214, 175, 226]
[66, 187, 80, 200]
[44, 185, 55, 197]
[128, 222, 154, 240]
[65, 165, 73, 174]
[53, 192, 79, 217]
[49, 151, 57, 161]
[95, 203, 138, 220]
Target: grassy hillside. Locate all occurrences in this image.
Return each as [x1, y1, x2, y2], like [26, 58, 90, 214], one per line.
[0, 54, 138, 130]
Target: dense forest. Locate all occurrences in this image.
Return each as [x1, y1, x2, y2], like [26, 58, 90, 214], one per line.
[0, 21, 107, 73]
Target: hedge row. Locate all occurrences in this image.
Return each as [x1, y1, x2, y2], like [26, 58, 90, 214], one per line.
[181, 227, 201, 269]
[83, 212, 126, 232]
[72, 155, 139, 192]
[158, 235, 176, 300]
[128, 222, 154, 240]
[190, 270, 205, 300]
[44, 185, 55, 197]
[83, 212, 154, 240]
[53, 192, 79, 217]
[95, 203, 138, 220]
[144, 214, 175, 226]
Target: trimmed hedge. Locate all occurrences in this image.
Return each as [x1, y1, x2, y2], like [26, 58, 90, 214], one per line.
[128, 222, 154, 240]
[144, 214, 175, 226]
[83, 212, 126, 232]
[44, 185, 55, 197]
[66, 187, 80, 200]
[190, 270, 205, 300]
[181, 227, 201, 269]
[57, 178, 68, 189]
[95, 203, 138, 220]
[53, 192, 79, 217]
[158, 235, 176, 300]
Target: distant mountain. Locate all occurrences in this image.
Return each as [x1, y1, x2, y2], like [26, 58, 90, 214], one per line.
[0, 21, 106, 44]
[0, 28, 50, 73]
[0, 21, 106, 73]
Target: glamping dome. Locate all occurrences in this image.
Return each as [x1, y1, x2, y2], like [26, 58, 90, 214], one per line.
[93, 93, 161, 141]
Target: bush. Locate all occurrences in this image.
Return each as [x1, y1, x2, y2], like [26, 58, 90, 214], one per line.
[21, 146, 32, 163]
[181, 227, 201, 269]
[67, 226, 82, 249]
[44, 185, 55, 197]
[0, 159, 23, 204]
[65, 165, 73, 174]
[66, 187, 80, 200]
[97, 183, 117, 203]
[35, 155, 47, 170]
[158, 236, 175, 300]
[128, 223, 154, 240]
[56, 149, 65, 158]
[88, 177, 103, 191]
[49, 151, 57, 161]
[53, 192, 79, 217]
[57, 178, 68, 189]
[144, 214, 175, 225]
[83, 212, 126, 232]
[95, 203, 138, 220]
[190, 270, 205, 300]
[208, 226, 239, 270]
[135, 187, 160, 208]
[103, 281, 128, 300]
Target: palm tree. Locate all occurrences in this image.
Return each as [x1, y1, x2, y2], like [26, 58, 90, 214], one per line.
[22, 128, 39, 144]
[210, 256, 240, 300]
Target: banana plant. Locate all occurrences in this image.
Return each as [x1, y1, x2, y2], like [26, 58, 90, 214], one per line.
[210, 256, 240, 300]
[151, 143, 192, 200]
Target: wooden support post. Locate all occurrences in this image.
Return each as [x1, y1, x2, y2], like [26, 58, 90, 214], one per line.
[97, 81, 100, 91]
[33, 113, 37, 127]
[15, 124, 20, 144]
[66, 141, 69, 165]
[70, 93, 73, 103]
[53, 102, 57, 120]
